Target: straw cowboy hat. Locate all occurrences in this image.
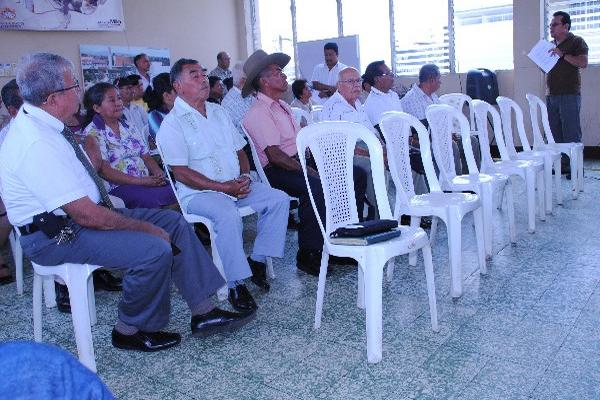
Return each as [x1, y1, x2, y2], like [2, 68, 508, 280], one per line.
[242, 49, 290, 97]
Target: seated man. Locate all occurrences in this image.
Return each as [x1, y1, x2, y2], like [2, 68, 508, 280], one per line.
[243, 50, 367, 276]
[0, 52, 253, 353]
[207, 76, 224, 104]
[401, 64, 481, 175]
[321, 67, 381, 216]
[157, 58, 289, 311]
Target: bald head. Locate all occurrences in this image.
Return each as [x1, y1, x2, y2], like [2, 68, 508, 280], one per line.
[336, 67, 362, 105]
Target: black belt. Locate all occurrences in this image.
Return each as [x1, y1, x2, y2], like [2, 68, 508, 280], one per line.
[18, 215, 69, 236]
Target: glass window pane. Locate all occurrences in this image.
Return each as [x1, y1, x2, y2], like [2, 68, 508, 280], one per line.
[295, 0, 339, 42]
[256, 0, 296, 79]
[342, 0, 391, 72]
[393, 0, 450, 75]
[453, 0, 514, 72]
[546, 0, 600, 64]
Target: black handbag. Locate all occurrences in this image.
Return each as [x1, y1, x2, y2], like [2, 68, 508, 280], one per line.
[330, 219, 398, 238]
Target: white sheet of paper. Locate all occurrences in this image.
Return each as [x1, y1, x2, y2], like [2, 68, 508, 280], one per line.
[528, 39, 560, 73]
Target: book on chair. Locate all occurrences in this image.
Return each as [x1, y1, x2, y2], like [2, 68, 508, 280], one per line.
[329, 219, 400, 246]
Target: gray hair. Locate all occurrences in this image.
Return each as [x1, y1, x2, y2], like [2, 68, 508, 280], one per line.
[232, 61, 245, 87]
[16, 53, 73, 106]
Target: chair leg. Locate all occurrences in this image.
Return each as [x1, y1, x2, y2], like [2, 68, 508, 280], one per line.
[65, 267, 97, 373]
[473, 207, 487, 275]
[537, 169, 546, 221]
[446, 211, 463, 298]
[363, 259, 384, 364]
[43, 277, 57, 309]
[481, 184, 494, 259]
[266, 257, 275, 279]
[429, 217, 438, 246]
[525, 169, 536, 233]
[314, 249, 329, 329]
[12, 234, 23, 296]
[570, 149, 578, 199]
[87, 273, 97, 326]
[544, 159, 553, 215]
[578, 148, 584, 193]
[505, 181, 517, 244]
[357, 265, 365, 309]
[554, 158, 562, 205]
[408, 216, 420, 266]
[33, 272, 43, 342]
[421, 244, 439, 332]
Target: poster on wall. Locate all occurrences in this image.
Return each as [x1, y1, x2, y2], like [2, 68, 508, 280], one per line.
[80, 45, 171, 90]
[0, 0, 124, 31]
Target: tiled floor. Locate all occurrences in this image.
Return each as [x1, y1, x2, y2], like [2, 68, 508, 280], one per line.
[1, 161, 599, 399]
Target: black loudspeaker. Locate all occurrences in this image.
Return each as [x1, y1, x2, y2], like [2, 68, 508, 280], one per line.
[466, 68, 499, 105]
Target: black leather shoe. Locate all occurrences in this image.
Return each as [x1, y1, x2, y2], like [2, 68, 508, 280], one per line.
[191, 307, 256, 337]
[55, 282, 71, 314]
[93, 269, 123, 292]
[247, 257, 270, 291]
[111, 329, 181, 352]
[228, 284, 258, 312]
[296, 248, 322, 276]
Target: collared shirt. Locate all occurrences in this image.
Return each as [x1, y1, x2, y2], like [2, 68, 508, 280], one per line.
[547, 32, 589, 95]
[83, 115, 149, 190]
[311, 61, 348, 87]
[157, 97, 246, 209]
[0, 103, 100, 226]
[221, 86, 256, 138]
[401, 84, 439, 120]
[290, 98, 315, 114]
[137, 69, 152, 91]
[209, 66, 232, 81]
[122, 102, 150, 147]
[363, 86, 403, 126]
[321, 91, 376, 134]
[243, 92, 300, 168]
[0, 119, 12, 149]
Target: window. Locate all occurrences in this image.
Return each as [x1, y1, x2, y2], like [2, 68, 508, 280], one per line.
[342, 0, 391, 71]
[393, 0, 450, 75]
[295, 0, 338, 42]
[255, 0, 295, 79]
[453, 0, 513, 72]
[546, 0, 600, 64]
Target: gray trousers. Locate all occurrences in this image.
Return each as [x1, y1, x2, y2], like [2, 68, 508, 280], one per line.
[19, 208, 225, 332]
[186, 182, 289, 282]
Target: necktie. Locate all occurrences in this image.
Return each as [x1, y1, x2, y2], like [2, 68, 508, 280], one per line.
[61, 126, 114, 209]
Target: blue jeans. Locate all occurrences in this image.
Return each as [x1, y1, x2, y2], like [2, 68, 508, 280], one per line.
[546, 94, 582, 144]
[0, 341, 114, 399]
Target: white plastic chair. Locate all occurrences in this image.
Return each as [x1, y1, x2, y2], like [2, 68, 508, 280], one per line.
[473, 100, 546, 233]
[311, 105, 323, 123]
[380, 111, 486, 298]
[291, 107, 312, 127]
[8, 228, 23, 295]
[497, 96, 563, 215]
[426, 104, 516, 259]
[33, 262, 101, 372]
[525, 93, 584, 198]
[296, 120, 439, 364]
[155, 143, 274, 301]
[439, 93, 478, 135]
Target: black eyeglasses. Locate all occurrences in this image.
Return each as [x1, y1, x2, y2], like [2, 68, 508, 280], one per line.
[44, 79, 80, 102]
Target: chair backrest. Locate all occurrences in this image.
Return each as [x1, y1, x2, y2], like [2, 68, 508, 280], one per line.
[296, 121, 392, 237]
[426, 104, 479, 184]
[154, 141, 193, 217]
[379, 111, 443, 216]
[496, 96, 533, 153]
[439, 93, 477, 133]
[311, 105, 323, 123]
[472, 99, 512, 166]
[525, 93, 556, 147]
[291, 107, 312, 126]
[241, 125, 271, 187]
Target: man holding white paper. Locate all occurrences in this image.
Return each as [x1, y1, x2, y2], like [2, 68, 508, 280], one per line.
[546, 11, 588, 174]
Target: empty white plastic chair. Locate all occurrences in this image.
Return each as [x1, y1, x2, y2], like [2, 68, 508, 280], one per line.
[497, 96, 563, 214]
[439, 93, 478, 135]
[427, 104, 516, 259]
[296, 120, 439, 364]
[33, 262, 101, 372]
[156, 143, 274, 301]
[380, 111, 486, 298]
[525, 93, 584, 198]
[473, 100, 546, 233]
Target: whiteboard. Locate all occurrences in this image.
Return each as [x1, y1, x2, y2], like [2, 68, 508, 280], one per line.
[296, 35, 360, 80]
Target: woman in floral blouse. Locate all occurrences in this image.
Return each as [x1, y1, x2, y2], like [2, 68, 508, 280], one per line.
[82, 82, 177, 209]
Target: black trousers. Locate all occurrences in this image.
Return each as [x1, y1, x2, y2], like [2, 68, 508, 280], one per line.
[265, 165, 367, 251]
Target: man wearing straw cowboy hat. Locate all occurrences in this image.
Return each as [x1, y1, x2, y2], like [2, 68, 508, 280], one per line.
[243, 50, 367, 276]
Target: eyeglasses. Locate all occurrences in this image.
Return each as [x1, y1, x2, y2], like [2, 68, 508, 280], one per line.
[339, 78, 362, 85]
[43, 79, 80, 103]
[378, 72, 395, 77]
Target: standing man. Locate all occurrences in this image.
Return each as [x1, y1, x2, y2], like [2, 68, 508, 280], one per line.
[311, 42, 347, 102]
[209, 51, 233, 81]
[0, 53, 254, 352]
[133, 53, 152, 91]
[157, 58, 290, 310]
[547, 10, 588, 174]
